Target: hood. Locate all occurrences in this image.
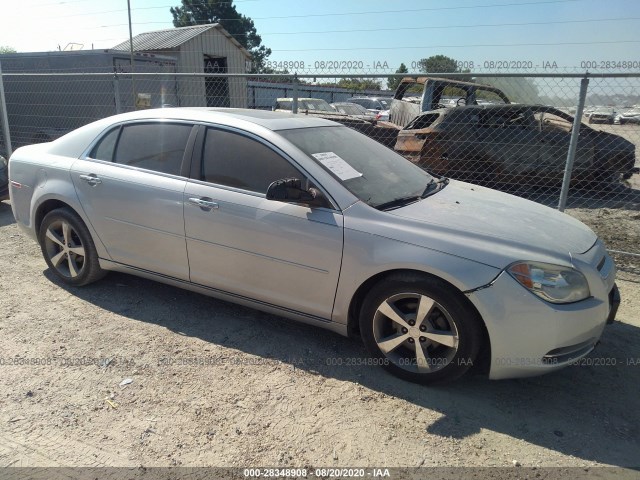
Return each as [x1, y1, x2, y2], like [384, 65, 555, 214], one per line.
[370, 181, 597, 268]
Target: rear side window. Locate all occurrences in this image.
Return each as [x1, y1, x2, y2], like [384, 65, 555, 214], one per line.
[113, 123, 192, 175]
[404, 113, 441, 130]
[90, 127, 120, 161]
[202, 128, 302, 194]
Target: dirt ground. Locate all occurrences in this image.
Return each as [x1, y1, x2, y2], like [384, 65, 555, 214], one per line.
[0, 194, 639, 472]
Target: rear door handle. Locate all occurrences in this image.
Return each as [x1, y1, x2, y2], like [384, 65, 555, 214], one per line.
[79, 174, 102, 186]
[187, 197, 219, 210]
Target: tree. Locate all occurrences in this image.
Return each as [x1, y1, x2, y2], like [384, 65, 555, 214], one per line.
[0, 46, 16, 54]
[416, 55, 471, 81]
[336, 78, 382, 91]
[387, 63, 408, 91]
[170, 0, 271, 73]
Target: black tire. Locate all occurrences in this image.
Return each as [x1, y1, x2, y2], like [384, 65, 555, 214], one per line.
[359, 273, 484, 384]
[38, 207, 106, 286]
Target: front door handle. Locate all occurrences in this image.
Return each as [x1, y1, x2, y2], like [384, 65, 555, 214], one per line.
[79, 174, 102, 186]
[187, 197, 219, 210]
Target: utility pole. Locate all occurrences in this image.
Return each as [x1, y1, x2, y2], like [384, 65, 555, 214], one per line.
[127, 0, 136, 109]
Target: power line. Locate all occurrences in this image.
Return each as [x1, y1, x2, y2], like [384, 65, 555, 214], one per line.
[73, 15, 638, 33]
[275, 40, 640, 51]
[27, 0, 256, 8]
[36, 0, 587, 21]
[258, 17, 640, 36]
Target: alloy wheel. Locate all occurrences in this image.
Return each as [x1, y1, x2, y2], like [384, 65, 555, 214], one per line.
[43, 220, 87, 278]
[372, 292, 459, 373]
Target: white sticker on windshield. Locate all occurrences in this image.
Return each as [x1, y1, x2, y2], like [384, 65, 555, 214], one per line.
[312, 152, 362, 181]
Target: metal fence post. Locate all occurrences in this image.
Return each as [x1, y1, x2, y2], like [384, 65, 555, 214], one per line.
[557, 76, 589, 212]
[292, 73, 299, 114]
[0, 61, 13, 158]
[113, 73, 122, 114]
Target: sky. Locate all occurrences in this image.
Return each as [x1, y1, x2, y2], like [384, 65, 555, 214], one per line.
[1, 0, 640, 74]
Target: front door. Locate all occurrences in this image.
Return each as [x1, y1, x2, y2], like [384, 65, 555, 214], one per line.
[183, 127, 344, 320]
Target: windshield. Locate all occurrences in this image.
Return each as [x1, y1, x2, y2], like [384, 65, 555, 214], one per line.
[335, 104, 368, 115]
[280, 126, 435, 208]
[299, 99, 334, 112]
[377, 98, 393, 110]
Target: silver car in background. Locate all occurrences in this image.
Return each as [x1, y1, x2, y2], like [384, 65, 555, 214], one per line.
[8, 108, 620, 384]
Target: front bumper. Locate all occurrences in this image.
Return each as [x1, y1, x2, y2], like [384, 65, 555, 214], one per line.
[466, 244, 618, 380]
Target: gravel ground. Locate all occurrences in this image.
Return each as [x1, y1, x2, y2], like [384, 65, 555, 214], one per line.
[0, 196, 639, 472]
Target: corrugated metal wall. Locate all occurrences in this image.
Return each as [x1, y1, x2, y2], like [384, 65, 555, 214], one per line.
[178, 29, 248, 108]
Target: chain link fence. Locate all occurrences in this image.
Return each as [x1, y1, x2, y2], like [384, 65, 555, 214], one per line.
[1, 66, 639, 265]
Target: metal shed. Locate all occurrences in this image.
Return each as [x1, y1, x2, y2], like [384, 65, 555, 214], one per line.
[113, 24, 251, 108]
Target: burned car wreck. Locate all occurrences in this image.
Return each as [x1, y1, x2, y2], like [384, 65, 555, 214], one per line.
[394, 104, 637, 187]
[390, 76, 511, 128]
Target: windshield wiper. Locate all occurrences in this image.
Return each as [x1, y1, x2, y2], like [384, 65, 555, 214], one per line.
[374, 195, 422, 211]
[373, 177, 449, 211]
[421, 176, 449, 197]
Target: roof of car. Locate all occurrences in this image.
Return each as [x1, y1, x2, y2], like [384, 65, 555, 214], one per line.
[94, 107, 340, 131]
[437, 104, 553, 113]
[276, 98, 328, 102]
[348, 96, 393, 100]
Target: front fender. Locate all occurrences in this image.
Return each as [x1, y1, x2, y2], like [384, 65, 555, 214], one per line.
[332, 225, 501, 325]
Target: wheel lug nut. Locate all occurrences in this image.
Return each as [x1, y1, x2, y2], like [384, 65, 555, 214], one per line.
[419, 325, 426, 332]
[401, 327, 408, 334]
[420, 337, 426, 343]
[408, 338, 415, 343]
[408, 320, 415, 326]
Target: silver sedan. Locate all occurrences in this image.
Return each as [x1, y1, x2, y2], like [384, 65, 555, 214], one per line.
[8, 108, 619, 384]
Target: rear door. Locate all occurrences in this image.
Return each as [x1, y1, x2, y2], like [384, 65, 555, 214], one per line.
[183, 126, 344, 320]
[475, 109, 540, 179]
[71, 121, 196, 280]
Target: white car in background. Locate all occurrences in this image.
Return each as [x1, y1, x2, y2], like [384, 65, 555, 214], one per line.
[614, 108, 640, 125]
[346, 97, 393, 121]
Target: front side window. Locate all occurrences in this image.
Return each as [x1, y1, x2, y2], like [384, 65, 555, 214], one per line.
[202, 128, 302, 194]
[113, 123, 192, 175]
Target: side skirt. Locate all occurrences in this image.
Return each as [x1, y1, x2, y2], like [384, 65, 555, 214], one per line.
[99, 258, 350, 337]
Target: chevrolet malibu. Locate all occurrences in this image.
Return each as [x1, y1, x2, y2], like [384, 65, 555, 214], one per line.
[8, 108, 620, 384]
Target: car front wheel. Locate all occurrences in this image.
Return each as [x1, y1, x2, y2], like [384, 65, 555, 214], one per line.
[39, 208, 105, 286]
[359, 273, 484, 384]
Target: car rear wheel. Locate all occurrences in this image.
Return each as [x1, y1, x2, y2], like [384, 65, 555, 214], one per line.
[359, 273, 484, 384]
[39, 208, 106, 286]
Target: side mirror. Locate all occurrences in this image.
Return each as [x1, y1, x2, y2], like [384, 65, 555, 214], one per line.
[266, 178, 318, 205]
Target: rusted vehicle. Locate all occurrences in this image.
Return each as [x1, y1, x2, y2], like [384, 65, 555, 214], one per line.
[390, 77, 511, 128]
[395, 104, 637, 186]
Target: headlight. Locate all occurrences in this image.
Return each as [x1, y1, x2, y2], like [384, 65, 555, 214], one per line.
[507, 261, 590, 304]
